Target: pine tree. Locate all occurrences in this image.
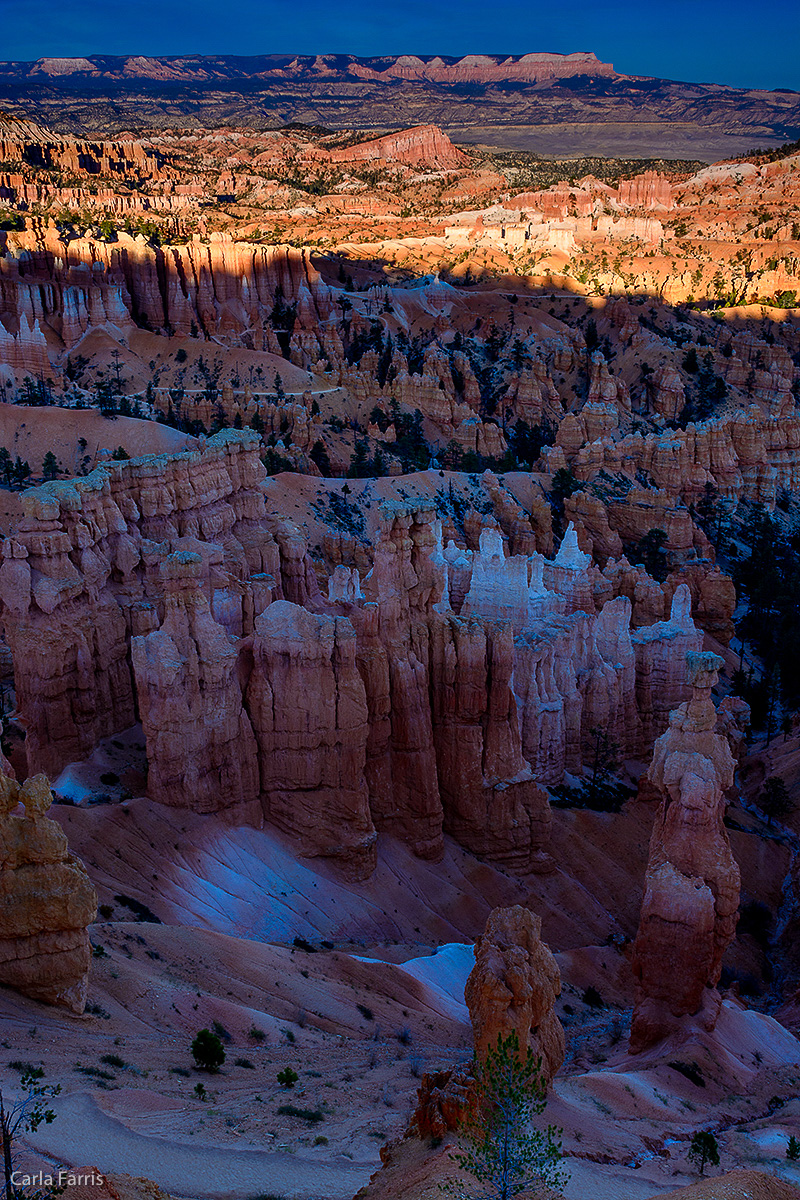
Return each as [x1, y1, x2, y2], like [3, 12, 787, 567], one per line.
[688, 1131, 719, 1176]
[440, 1031, 567, 1200]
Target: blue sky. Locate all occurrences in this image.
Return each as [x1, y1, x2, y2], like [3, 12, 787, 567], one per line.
[3, 0, 799, 92]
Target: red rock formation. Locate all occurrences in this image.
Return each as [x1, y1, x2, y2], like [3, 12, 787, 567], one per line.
[247, 599, 377, 879]
[664, 562, 736, 645]
[0, 430, 280, 779]
[430, 612, 552, 872]
[0, 772, 97, 1012]
[464, 905, 564, 1082]
[1, 490, 136, 779]
[617, 171, 674, 211]
[631, 584, 703, 754]
[357, 502, 445, 861]
[409, 1069, 475, 1140]
[630, 651, 740, 1051]
[327, 125, 469, 170]
[351, 51, 615, 84]
[131, 550, 261, 822]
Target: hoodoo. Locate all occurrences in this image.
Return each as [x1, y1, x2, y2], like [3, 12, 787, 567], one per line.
[630, 651, 741, 1051]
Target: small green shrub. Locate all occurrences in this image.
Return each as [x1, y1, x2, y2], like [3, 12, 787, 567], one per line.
[74, 1065, 115, 1080]
[292, 937, 317, 953]
[100, 1054, 128, 1070]
[235, 1057, 255, 1069]
[10, 1062, 42, 1077]
[191, 1029, 225, 1072]
[113, 894, 162, 923]
[277, 1067, 299, 1089]
[277, 1104, 324, 1123]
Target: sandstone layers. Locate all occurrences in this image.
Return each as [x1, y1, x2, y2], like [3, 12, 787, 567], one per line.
[0, 771, 97, 1011]
[630, 651, 740, 1051]
[0, 432, 708, 880]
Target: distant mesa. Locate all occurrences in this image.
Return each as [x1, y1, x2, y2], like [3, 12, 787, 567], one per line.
[10, 51, 616, 84]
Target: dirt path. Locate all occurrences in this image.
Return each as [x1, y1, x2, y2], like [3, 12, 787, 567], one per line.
[26, 1091, 371, 1200]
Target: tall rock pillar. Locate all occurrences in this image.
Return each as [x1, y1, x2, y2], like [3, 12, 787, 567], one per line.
[630, 651, 740, 1051]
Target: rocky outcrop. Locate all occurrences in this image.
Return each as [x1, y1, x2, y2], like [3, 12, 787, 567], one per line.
[630, 651, 740, 1052]
[357, 503, 445, 861]
[327, 125, 469, 170]
[247, 600, 377, 879]
[631, 585, 703, 754]
[0, 772, 97, 1012]
[408, 1068, 475, 1140]
[0, 436, 714, 884]
[0, 430, 282, 779]
[430, 612, 552, 872]
[131, 550, 260, 822]
[464, 905, 564, 1082]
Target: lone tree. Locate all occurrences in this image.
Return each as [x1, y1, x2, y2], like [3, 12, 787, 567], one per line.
[585, 726, 620, 811]
[688, 1131, 720, 1176]
[42, 451, 58, 480]
[760, 776, 794, 826]
[191, 1028, 225, 1073]
[1, 1068, 60, 1200]
[440, 1031, 567, 1200]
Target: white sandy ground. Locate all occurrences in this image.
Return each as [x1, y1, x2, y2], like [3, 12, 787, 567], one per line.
[26, 1091, 368, 1200]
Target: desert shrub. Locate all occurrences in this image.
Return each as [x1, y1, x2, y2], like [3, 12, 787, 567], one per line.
[100, 1054, 128, 1070]
[113, 894, 162, 923]
[277, 1067, 299, 1089]
[292, 936, 318, 953]
[277, 1104, 324, 1123]
[191, 1029, 225, 1073]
